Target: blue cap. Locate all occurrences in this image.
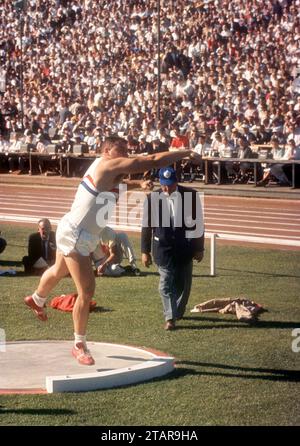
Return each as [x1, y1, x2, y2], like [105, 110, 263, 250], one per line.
[159, 167, 178, 186]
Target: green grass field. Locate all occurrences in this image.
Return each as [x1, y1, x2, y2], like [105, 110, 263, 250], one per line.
[0, 223, 299, 426]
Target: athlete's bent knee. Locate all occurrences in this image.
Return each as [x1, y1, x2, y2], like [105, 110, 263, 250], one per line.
[79, 287, 95, 301]
[52, 267, 68, 280]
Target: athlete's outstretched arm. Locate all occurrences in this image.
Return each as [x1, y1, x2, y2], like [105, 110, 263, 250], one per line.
[107, 150, 199, 176]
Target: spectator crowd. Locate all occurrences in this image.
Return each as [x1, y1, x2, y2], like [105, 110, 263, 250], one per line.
[0, 0, 300, 183]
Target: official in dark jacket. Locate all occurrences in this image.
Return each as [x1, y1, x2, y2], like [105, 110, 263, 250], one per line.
[141, 167, 205, 330]
[23, 218, 56, 274]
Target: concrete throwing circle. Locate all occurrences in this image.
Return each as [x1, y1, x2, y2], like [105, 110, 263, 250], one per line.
[0, 341, 174, 393]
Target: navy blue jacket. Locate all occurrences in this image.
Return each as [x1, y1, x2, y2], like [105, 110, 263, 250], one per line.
[141, 185, 204, 267]
[27, 231, 56, 266]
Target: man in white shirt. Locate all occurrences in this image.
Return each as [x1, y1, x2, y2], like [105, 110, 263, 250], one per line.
[91, 226, 140, 277]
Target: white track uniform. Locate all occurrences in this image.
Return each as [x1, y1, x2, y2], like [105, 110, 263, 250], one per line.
[56, 157, 119, 256]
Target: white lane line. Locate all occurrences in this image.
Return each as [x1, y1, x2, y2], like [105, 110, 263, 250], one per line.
[206, 223, 300, 233]
[213, 233, 300, 247]
[1, 212, 300, 240]
[0, 195, 73, 204]
[115, 204, 297, 215]
[1, 202, 299, 226]
[1, 187, 300, 206]
[0, 184, 78, 191]
[1, 195, 299, 220]
[205, 228, 300, 239]
[1, 201, 299, 226]
[0, 214, 61, 224]
[206, 217, 300, 227]
[0, 207, 65, 215]
[204, 209, 300, 218]
[117, 203, 300, 219]
[204, 204, 300, 213]
[0, 203, 70, 210]
[115, 211, 300, 228]
[1, 215, 299, 246]
[1, 208, 299, 233]
[112, 216, 300, 233]
[85, 223, 300, 247]
[0, 190, 76, 196]
[2, 191, 299, 211]
[115, 210, 300, 225]
[204, 196, 300, 205]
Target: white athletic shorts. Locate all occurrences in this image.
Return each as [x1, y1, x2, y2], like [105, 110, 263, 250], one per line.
[56, 215, 100, 257]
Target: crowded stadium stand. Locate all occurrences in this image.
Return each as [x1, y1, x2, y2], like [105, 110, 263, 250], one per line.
[0, 0, 300, 187]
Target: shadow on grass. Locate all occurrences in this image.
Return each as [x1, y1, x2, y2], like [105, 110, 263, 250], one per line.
[0, 260, 23, 268]
[181, 316, 299, 329]
[92, 361, 300, 389]
[0, 407, 76, 415]
[218, 267, 300, 279]
[192, 274, 217, 278]
[176, 323, 246, 330]
[174, 360, 300, 383]
[92, 307, 113, 314]
[139, 271, 160, 277]
[0, 273, 27, 278]
[142, 272, 212, 278]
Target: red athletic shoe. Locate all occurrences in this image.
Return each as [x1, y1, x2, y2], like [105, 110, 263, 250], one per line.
[24, 295, 48, 322]
[72, 342, 95, 366]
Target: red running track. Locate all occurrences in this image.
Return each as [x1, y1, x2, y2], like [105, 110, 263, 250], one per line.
[0, 184, 299, 250]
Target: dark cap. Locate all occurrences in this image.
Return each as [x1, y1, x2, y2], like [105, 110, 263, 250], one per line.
[159, 167, 178, 186]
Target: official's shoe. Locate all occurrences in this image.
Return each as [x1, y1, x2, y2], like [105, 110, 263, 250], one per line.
[24, 295, 47, 321]
[164, 319, 176, 331]
[72, 342, 95, 366]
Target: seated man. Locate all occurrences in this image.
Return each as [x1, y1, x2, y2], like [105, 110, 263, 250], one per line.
[257, 136, 290, 186]
[283, 139, 300, 187]
[91, 226, 140, 277]
[22, 218, 56, 275]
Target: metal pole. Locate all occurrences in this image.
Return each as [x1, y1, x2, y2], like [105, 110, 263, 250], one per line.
[210, 233, 217, 276]
[156, 0, 161, 128]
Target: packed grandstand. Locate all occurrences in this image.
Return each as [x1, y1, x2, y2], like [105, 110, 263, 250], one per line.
[0, 0, 299, 184]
